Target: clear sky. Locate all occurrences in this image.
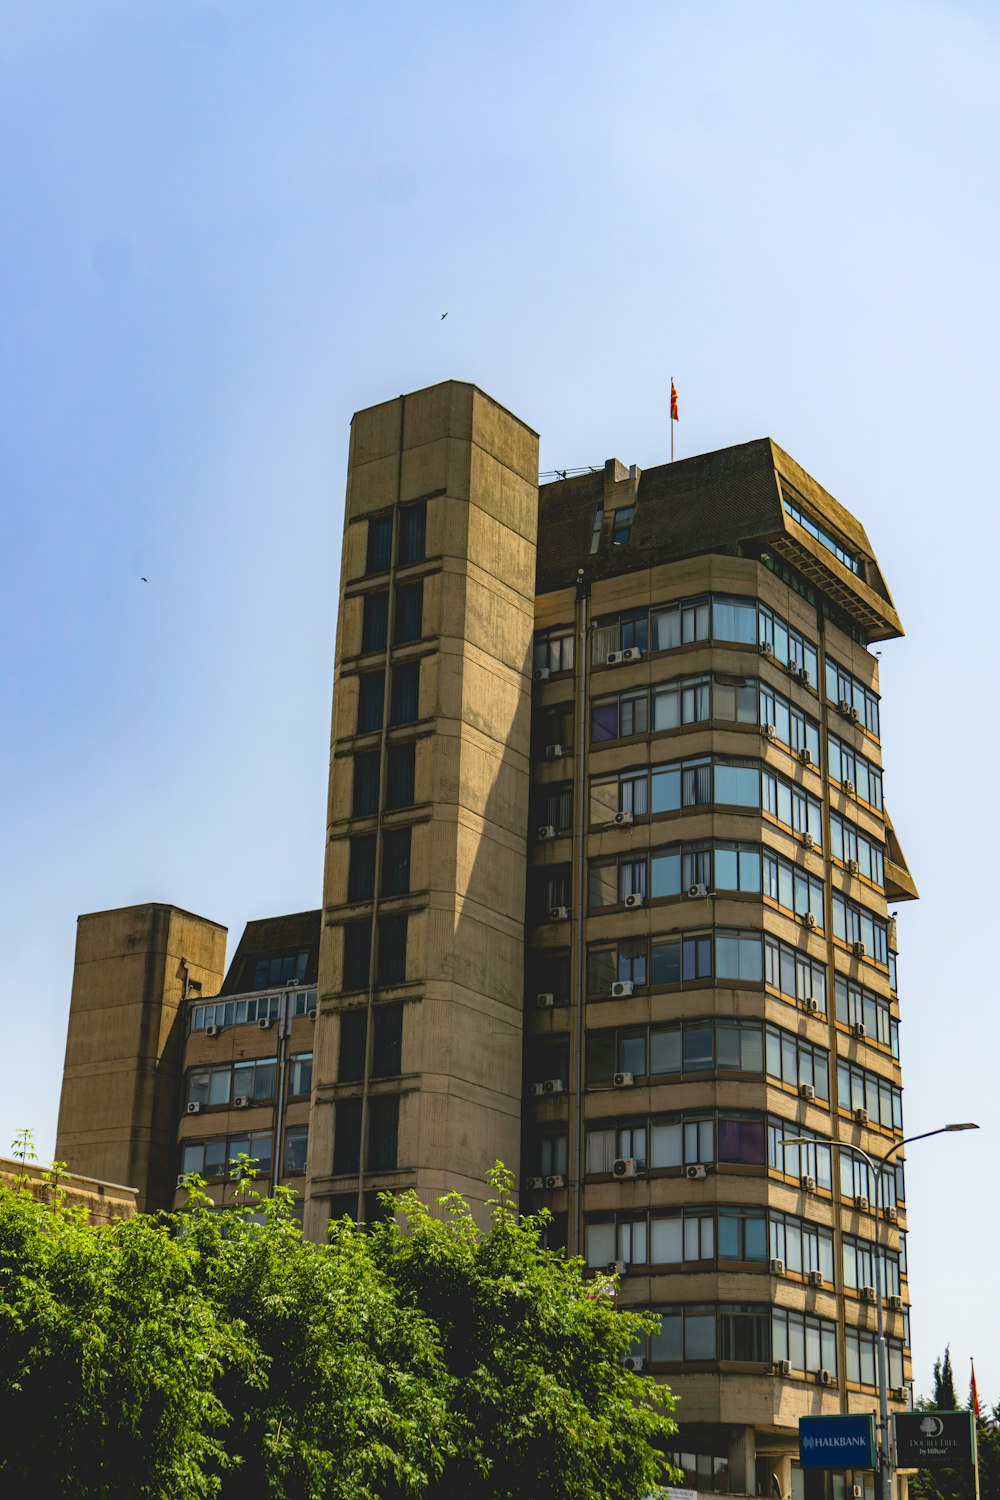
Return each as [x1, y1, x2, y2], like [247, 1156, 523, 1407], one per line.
[2, 0, 996, 1405]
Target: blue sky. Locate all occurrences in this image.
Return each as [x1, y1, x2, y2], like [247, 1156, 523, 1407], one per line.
[1, 1, 996, 1403]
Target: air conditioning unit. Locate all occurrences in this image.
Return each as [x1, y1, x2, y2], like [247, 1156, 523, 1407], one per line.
[890, 1386, 908, 1401]
[686, 1163, 709, 1180]
[622, 1355, 645, 1372]
[884, 1206, 899, 1224]
[838, 699, 853, 717]
[854, 1194, 870, 1211]
[862, 1285, 877, 1303]
[847, 858, 860, 874]
[818, 1368, 836, 1387]
[804, 997, 821, 1014]
[536, 992, 555, 1009]
[770, 1257, 785, 1275]
[205, 1025, 220, 1038]
[801, 912, 818, 928]
[808, 1269, 824, 1287]
[308, 1007, 318, 1021]
[258, 1018, 273, 1031]
[542, 1078, 565, 1095]
[525, 1176, 545, 1189]
[545, 744, 564, 760]
[802, 831, 815, 848]
[843, 778, 856, 794]
[801, 1174, 817, 1193]
[624, 892, 644, 910]
[613, 1158, 638, 1178]
[887, 1295, 904, 1312]
[234, 1095, 250, 1109]
[850, 705, 861, 722]
[852, 1485, 864, 1498]
[786, 656, 798, 673]
[798, 667, 810, 683]
[544, 1173, 565, 1189]
[606, 650, 625, 665]
[687, 882, 709, 898]
[533, 667, 550, 682]
[613, 1071, 635, 1088]
[538, 824, 557, 841]
[529, 1083, 545, 1096]
[186, 1101, 202, 1115]
[608, 1259, 627, 1275]
[763, 723, 778, 741]
[852, 1021, 867, 1039]
[622, 647, 643, 662]
[549, 905, 570, 921]
[176, 1175, 188, 1189]
[799, 1083, 816, 1101]
[799, 747, 813, 765]
[852, 941, 866, 957]
[613, 810, 633, 827]
[854, 1108, 869, 1125]
[759, 641, 774, 656]
[611, 980, 634, 999]
[775, 1358, 793, 1375]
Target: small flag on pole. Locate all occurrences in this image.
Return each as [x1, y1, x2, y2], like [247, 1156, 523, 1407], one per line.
[971, 1359, 981, 1417]
[670, 379, 679, 423]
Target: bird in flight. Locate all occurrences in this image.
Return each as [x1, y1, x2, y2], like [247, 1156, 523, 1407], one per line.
[440, 312, 448, 320]
[140, 576, 148, 583]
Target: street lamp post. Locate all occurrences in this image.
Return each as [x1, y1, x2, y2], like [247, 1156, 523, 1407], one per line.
[780, 1123, 978, 1500]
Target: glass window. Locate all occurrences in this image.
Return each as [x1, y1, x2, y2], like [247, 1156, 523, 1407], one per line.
[612, 506, 635, 544]
[357, 671, 385, 734]
[372, 1003, 403, 1076]
[381, 826, 411, 897]
[361, 591, 389, 653]
[713, 596, 757, 644]
[342, 920, 372, 992]
[376, 914, 408, 986]
[366, 514, 393, 575]
[288, 1053, 313, 1096]
[397, 502, 426, 566]
[368, 1095, 399, 1171]
[338, 1010, 367, 1082]
[353, 750, 381, 817]
[390, 661, 420, 725]
[284, 1124, 308, 1173]
[386, 743, 416, 808]
[334, 1099, 362, 1174]
[394, 580, 423, 644]
[590, 505, 603, 554]
[348, 835, 377, 902]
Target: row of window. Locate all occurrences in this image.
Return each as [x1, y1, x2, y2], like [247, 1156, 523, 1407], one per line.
[835, 975, 899, 1056]
[830, 811, 884, 885]
[837, 1059, 903, 1130]
[583, 928, 828, 1005]
[582, 841, 825, 925]
[180, 1126, 308, 1179]
[585, 593, 820, 681]
[584, 1205, 904, 1296]
[590, 676, 823, 767]
[252, 951, 311, 990]
[342, 914, 409, 990]
[783, 490, 862, 575]
[337, 1004, 403, 1081]
[360, 580, 424, 654]
[186, 1054, 312, 1108]
[365, 503, 426, 576]
[333, 1096, 399, 1174]
[356, 662, 421, 734]
[352, 742, 416, 816]
[587, 754, 826, 845]
[190, 989, 316, 1034]
[584, 1018, 831, 1098]
[825, 657, 879, 736]
[528, 1120, 906, 1206]
[828, 733, 883, 810]
[832, 894, 889, 963]
[347, 828, 412, 902]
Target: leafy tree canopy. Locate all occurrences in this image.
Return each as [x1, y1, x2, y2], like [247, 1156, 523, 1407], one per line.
[0, 1158, 676, 1500]
[911, 1349, 999, 1500]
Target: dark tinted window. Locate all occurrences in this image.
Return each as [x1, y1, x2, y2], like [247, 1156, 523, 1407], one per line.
[368, 1095, 399, 1171]
[394, 581, 423, 644]
[366, 515, 393, 575]
[386, 743, 416, 809]
[347, 836, 376, 902]
[373, 1003, 403, 1076]
[338, 1010, 367, 1082]
[357, 672, 385, 734]
[362, 592, 389, 652]
[377, 914, 408, 986]
[343, 919, 372, 991]
[333, 1099, 362, 1174]
[353, 751, 380, 816]
[381, 826, 411, 896]
[390, 661, 420, 725]
[397, 503, 426, 566]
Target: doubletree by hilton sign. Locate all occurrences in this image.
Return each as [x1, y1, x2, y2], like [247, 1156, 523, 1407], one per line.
[893, 1412, 977, 1468]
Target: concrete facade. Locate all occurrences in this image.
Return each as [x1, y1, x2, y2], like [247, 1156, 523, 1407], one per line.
[54, 381, 916, 1498]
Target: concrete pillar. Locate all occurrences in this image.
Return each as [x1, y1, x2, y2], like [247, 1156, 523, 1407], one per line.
[728, 1424, 757, 1498]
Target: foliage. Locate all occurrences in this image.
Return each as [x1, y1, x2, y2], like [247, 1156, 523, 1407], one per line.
[0, 1155, 676, 1500]
[910, 1349, 1000, 1500]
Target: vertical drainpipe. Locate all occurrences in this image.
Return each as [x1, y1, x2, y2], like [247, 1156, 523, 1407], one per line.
[572, 571, 590, 1255]
[273, 992, 290, 1193]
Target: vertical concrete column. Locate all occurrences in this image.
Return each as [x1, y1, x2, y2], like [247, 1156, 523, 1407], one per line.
[728, 1424, 757, 1498]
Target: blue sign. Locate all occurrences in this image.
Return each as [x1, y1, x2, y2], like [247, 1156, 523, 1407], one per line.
[800, 1415, 876, 1469]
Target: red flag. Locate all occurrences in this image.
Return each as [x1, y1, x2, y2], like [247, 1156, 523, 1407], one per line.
[670, 379, 679, 423]
[971, 1359, 981, 1417]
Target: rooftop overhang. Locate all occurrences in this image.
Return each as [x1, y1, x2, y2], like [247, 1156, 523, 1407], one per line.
[766, 527, 904, 642]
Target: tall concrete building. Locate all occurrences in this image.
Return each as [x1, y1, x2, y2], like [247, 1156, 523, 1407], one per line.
[57, 380, 917, 1499]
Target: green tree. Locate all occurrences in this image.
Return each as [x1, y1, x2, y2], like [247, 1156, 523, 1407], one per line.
[911, 1351, 1000, 1500]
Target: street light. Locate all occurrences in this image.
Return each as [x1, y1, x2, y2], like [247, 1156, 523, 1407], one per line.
[779, 1123, 979, 1500]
